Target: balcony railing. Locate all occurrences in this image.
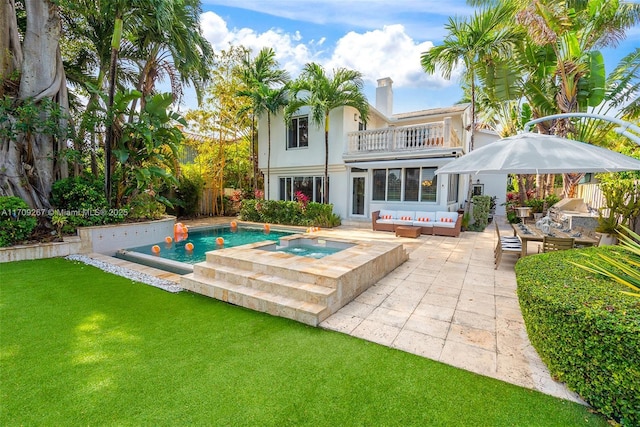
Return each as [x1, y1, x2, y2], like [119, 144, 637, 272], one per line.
[345, 120, 462, 155]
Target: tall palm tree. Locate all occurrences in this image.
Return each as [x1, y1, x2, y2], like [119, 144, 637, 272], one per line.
[239, 84, 289, 199]
[286, 63, 369, 204]
[471, 0, 640, 197]
[128, 0, 213, 111]
[239, 48, 289, 193]
[421, 2, 516, 152]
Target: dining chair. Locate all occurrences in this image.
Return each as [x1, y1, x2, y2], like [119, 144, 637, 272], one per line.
[542, 236, 575, 252]
[494, 222, 522, 269]
[495, 238, 522, 269]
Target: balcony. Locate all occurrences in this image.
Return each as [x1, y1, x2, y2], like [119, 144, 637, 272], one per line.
[345, 120, 462, 159]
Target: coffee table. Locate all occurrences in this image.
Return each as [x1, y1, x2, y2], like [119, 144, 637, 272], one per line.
[395, 225, 421, 238]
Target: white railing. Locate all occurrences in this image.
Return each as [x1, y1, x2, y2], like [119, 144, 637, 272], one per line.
[346, 120, 461, 155]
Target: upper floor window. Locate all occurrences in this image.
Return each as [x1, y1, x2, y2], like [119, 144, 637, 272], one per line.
[287, 116, 308, 149]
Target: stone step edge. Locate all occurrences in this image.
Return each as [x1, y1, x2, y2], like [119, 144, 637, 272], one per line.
[181, 274, 329, 326]
[194, 263, 336, 296]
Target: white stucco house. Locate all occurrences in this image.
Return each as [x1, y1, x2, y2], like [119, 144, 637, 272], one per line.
[256, 77, 505, 223]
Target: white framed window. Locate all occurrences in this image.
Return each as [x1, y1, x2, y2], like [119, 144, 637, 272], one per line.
[287, 116, 308, 149]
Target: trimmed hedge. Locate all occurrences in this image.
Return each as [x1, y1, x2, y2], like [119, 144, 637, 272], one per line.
[239, 200, 341, 227]
[516, 247, 640, 426]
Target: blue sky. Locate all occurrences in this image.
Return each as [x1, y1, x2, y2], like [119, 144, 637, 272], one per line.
[183, 0, 640, 114]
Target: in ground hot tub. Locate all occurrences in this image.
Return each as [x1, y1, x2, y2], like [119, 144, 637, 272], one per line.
[256, 237, 354, 259]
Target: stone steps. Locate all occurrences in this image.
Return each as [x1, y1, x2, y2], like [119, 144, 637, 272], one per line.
[181, 272, 330, 326]
[193, 263, 337, 306]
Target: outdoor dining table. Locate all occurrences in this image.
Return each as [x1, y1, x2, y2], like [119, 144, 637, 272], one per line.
[511, 223, 600, 257]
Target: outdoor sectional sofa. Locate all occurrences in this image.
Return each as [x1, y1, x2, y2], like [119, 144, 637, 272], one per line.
[372, 210, 462, 237]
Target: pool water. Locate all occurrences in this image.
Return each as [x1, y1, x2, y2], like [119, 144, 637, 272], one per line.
[127, 226, 294, 264]
[276, 245, 342, 259]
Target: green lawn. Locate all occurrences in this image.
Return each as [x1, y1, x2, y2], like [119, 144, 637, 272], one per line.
[1, 258, 607, 426]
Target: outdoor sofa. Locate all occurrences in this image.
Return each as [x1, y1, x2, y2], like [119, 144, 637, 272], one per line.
[372, 210, 462, 237]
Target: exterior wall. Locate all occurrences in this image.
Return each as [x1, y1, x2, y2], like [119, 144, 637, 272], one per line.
[256, 100, 494, 221]
[473, 131, 507, 215]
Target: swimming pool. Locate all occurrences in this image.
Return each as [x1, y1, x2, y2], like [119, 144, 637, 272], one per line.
[124, 226, 295, 264]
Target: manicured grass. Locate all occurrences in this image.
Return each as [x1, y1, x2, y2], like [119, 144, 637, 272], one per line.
[1, 258, 607, 426]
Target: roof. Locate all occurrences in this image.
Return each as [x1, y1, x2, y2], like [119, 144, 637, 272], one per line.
[392, 103, 470, 121]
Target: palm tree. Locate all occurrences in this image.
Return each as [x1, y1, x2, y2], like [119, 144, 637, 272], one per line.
[286, 63, 369, 204]
[421, 3, 516, 152]
[421, 3, 516, 213]
[471, 0, 640, 197]
[238, 84, 289, 199]
[128, 0, 213, 111]
[239, 48, 289, 193]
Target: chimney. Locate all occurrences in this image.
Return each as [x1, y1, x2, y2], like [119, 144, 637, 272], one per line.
[375, 77, 393, 117]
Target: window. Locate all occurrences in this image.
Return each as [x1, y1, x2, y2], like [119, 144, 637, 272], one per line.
[420, 168, 437, 202]
[387, 169, 401, 201]
[287, 116, 308, 149]
[448, 174, 459, 203]
[372, 170, 386, 200]
[279, 176, 327, 202]
[404, 168, 420, 201]
[372, 167, 439, 203]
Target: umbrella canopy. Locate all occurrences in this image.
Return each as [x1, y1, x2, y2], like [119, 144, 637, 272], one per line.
[435, 132, 640, 175]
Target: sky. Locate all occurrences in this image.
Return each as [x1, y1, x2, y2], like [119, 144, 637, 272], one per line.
[179, 0, 640, 115]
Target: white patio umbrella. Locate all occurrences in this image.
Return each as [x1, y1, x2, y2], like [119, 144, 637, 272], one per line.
[434, 133, 640, 175]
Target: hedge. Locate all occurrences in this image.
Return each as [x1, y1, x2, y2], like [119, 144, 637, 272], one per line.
[516, 247, 640, 426]
[239, 200, 341, 227]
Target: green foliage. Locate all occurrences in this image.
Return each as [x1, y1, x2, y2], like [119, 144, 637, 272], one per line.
[109, 91, 184, 206]
[471, 195, 490, 231]
[51, 177, 121, 231]
[126, 192, 166, 220]
[571, 226, 640, 298]
[0, 96, 68, 142]
[516, 249, 640, 425]
[524, 194, 561, 213]
[175, 172, 204, 217]
[239, 200, 341, 227]
[51, 213, 67, 240]
[0, 196, 37, 247]
[596, 172, 640, 233]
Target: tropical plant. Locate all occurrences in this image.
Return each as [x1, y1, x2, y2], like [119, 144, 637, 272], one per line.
[421, 2, 517, 152]
[471, 0, 640, 197]
[239, 47, 290, 192]
[51, 212, 68, 240]
[238, 81, 289, 199]
[286, 63, 369, 204]
[571, 226, 640, 298]
[110, 90, 184, 207]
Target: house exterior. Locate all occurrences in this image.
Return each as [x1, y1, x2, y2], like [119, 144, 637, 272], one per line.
[256, 77, 503, 222]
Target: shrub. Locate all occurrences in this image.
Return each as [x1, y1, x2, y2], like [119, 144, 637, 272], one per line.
[126, 192, 166, 220]
[239, 200, 340, 227]
[471, 195, 490, 231]
[0, 196, 38, 247]
[51, 177, 119, 231]
[516, 249, 640, 425]
[175, 174, 204, 217]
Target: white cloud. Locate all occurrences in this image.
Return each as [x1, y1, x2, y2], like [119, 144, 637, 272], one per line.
[327, 24, 458, 89]
[199, 12, 460, 90]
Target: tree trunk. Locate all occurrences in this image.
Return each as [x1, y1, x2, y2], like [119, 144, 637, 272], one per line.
[324, 113, 329, 204]
[0, 0, 69, 209]
[266, 112, 271, 200]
